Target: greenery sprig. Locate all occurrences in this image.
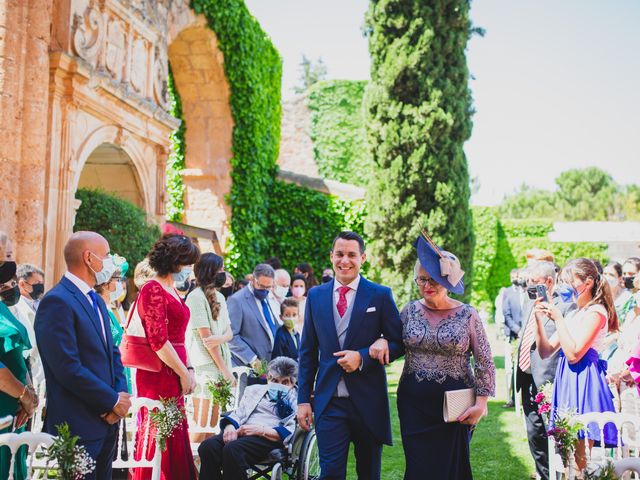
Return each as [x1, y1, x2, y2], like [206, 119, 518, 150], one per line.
[46, 423, 96, 480]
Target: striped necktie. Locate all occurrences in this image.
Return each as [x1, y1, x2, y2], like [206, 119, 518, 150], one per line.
[518, 312, 536, 372]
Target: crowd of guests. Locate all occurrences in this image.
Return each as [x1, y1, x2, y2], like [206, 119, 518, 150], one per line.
[0, 228, 340, 479]
[496, 249, 640, 479]
[4, 223, 638, 480]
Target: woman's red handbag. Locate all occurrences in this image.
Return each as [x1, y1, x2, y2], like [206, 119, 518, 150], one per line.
[120, 297, 163, 372]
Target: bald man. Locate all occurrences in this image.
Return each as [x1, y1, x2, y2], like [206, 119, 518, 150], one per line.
[35, 231, 129, 480]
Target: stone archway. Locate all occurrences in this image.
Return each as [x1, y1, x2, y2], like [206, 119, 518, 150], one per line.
[77, 143, 145, 209]
[167, 23, 234, 251]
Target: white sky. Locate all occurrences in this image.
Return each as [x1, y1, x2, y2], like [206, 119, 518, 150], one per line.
[246, 0, 640, 206]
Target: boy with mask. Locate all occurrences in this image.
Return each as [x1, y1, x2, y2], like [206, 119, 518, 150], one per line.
[272, 298, 300, 361]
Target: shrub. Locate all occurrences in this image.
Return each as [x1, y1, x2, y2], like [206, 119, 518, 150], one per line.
[74, 188, 160, 276]
[364, 0, 476, 306]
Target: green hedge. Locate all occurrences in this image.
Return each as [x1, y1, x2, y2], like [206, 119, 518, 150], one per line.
[266, 180, 367, 275]
[471, 207, 609, 314]
[190, 0, 282, 276]
[307, 80, 370, 187]
[166, 68, 186, 222]
[74, 188, 160, 277]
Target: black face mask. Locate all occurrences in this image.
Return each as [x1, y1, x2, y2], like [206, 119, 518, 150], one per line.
[29, 283, 45, 301]
[624, 276, 636, 290]
[0, 285, 20, 306]
[220, 286, 234, 299]
[0, 261, 16, 284]
[213, 271, 227, 289]
[322, 275, 333, 284]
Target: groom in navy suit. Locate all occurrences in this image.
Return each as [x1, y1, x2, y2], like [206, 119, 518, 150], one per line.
[35, 231, 130, 480]
[297, 231, 404, 480]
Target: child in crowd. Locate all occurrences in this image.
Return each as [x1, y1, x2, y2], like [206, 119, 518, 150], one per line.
[272, 297, 300, 361]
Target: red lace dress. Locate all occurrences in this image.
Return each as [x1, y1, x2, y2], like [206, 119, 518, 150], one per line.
[130, 280, 197, 480]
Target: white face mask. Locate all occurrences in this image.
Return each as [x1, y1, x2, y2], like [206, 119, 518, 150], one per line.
[90, 253, 116, 286]
[274, 285, 289, 299]
[291, 286, 305, 298]
[606, 276, 618, 289]
[109, 282, 124, 303]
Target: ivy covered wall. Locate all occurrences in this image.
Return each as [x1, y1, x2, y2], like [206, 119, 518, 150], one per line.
[307, 80, 370, 187]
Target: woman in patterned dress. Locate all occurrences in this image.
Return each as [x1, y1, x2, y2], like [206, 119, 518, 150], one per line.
[393, 236, 495, 479]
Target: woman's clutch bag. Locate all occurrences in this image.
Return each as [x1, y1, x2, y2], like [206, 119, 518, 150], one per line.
[443, 388, 476, 423]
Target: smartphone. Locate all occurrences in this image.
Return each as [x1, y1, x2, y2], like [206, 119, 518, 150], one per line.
[536, 284, 549, 303]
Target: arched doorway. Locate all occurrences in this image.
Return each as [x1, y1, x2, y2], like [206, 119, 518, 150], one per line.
[167, 24, 234, 251]
[77, 143, 145, 208]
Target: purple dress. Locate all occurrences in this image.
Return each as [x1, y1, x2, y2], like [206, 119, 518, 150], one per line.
[551, 305, 617, 446]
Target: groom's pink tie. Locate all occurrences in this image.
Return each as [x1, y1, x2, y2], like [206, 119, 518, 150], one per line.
[337, 285, 350, 317]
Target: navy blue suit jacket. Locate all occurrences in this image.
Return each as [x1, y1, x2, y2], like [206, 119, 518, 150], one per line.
[298, 277, 404, 445]
[34, 276, 127, 442]
[272, 326, 300, 361]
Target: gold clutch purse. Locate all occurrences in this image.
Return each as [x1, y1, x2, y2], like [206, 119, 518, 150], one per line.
[443, 388, 476, 423]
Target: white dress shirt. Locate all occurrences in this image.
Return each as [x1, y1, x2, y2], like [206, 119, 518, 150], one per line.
[64, 271, 107, 342]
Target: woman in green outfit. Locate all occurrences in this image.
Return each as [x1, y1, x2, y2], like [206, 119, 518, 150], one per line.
[0, 234, 38, 480]
[186, 253, 233, 442]
[94, 254, 132, 393]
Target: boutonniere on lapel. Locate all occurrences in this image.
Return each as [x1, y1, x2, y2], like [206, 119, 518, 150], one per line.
[267, 385, 294, 419]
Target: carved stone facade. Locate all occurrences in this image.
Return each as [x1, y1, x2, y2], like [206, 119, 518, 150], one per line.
[0, 0, 233, 285]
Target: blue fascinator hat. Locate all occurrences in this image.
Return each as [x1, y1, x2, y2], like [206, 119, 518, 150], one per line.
[413, 229, 465, 295]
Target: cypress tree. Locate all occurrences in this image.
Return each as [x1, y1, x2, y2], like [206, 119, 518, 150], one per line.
[364, 0, 476, 303]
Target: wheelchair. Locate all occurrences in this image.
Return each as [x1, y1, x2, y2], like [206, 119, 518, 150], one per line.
[230, 367, 321, 479]
[246, 424, 320, 480]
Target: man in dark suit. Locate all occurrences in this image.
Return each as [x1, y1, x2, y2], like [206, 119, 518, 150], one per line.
[297, 231, 404, 480]
[228, 263, 281, 367]
[516, 260, 575, 480]
[34, 231, 130, 480]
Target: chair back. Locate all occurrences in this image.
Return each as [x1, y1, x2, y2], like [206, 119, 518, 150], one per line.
[112, 397, 163, 480]
[614, 457, 640, 476]
[0, 431, 54, 479]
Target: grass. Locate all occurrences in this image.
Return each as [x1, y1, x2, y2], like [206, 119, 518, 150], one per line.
[341, 324, 536, 479]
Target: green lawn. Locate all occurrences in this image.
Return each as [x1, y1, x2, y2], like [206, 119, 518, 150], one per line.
[343, 328, 536, 479]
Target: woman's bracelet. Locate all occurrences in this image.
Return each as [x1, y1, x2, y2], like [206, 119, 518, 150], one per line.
[18, 384, 28, 402]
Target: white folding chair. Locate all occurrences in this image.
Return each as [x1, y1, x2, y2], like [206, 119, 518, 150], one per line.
[614, 457, 640, 476]
[112, 397, 163, 480]
[0, 431, 54, 479]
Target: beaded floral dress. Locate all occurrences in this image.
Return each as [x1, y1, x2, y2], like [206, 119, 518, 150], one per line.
[397, 301, 495, 480]
[131, 280, 196, 480]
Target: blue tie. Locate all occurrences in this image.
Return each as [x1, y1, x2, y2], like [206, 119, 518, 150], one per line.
[87, 290, 106, 342]
[261, 299, 277, 337]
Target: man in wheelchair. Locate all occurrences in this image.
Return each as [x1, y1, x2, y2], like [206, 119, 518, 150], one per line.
[199, 356, 298, 479]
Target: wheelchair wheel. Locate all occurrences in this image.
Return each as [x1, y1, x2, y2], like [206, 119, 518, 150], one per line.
[271, 462, 283, 480]
[297, 429, 320, 480]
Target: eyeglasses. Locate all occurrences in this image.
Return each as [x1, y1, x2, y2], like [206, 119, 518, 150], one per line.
[414, 277, 440, 287]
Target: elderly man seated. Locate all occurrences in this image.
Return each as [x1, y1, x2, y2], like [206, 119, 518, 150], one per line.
[198, 356, 298, 480]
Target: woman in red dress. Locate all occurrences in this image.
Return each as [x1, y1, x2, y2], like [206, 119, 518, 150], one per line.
[131, 234, 200, 480]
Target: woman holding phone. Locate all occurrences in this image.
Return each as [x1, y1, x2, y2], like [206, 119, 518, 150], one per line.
[533, 258, 618, 471]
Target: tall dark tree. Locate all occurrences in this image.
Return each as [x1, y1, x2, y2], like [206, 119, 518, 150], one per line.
[364, 0, 477, 302]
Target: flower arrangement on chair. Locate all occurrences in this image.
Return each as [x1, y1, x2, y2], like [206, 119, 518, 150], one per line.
[534, 381, 554, 422]
[149, 397, 186, 452]
[547, 409, 584, 474]
[46, 423, 96, 480]
[207, 376, 234, 413]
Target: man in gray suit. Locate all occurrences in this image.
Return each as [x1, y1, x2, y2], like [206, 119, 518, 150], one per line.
[516, 261, 575, 480]
[227, 264, 281, 367]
